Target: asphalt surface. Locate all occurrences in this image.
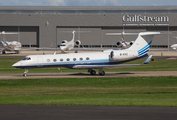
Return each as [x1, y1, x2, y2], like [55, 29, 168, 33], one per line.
[0, 105, 177, 120]
[1, 71, 177, 79]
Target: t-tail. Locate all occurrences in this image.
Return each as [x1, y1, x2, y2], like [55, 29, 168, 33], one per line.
[71, 30, 75, 42]
[128, 32, 161, 58]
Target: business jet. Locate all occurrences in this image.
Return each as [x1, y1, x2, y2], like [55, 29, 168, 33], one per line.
[12, 32, 160, 77]
[60, 30, 89, 53]
[0, 31, 58, 54]
[170, 44, 177, 50]
[106, 31, 138, 49]
[0, 31, 21, 54]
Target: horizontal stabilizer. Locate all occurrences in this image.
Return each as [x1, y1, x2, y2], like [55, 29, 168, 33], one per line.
[106, 33, 138, 35]
[60, 31, 91, 33]
[143, 55, 153, 64]
[0, 31, 18, 35]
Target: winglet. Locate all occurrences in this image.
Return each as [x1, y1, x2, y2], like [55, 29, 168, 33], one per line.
[143, 55, 153, 64]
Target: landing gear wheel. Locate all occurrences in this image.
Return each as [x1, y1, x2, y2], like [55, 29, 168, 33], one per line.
[23, 69, 29, 77]
[23, 73, 27, 77]
[98, 68, 105, 76]
[90, 70, 96, 75]
[99, 71, 105, 76]
[2, 50, 5, 54]
[15, 51, 19, 54]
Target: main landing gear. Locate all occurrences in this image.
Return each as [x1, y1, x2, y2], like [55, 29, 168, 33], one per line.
[2, 50, 5, 54]
[88, 68, 105, 76]
[98, 68, 105, 76]
[23, 69, 29, 77]
[15, 50, 20, 54]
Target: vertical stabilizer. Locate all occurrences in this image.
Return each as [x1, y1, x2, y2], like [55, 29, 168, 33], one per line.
[128, 32, 160, 57]
[71, 30, 75, 42]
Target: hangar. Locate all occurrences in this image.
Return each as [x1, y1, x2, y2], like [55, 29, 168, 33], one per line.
[0, 6, 177, 50]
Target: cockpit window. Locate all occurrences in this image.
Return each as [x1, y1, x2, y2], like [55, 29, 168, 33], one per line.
[22, 57, 27, 60]
[27, 57, 31, 60]
[22, 57, 31, 61]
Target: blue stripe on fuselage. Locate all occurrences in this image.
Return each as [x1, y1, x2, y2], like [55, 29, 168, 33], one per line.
[138, 41, 152, 57]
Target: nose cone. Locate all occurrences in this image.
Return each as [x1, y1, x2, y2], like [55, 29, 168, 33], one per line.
[171, 44, 177, 49]
[171, 45, 175, 48]
[170, 45, 174, 48]
[12, 62, 21, 68]
[60, 45, 67, 51]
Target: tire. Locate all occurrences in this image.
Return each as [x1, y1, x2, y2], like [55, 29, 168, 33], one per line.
[90, 70, 96, 75]
[99, 71, 105, 76]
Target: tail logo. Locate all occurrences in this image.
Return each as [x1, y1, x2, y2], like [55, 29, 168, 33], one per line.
[138, 40, 152, 57]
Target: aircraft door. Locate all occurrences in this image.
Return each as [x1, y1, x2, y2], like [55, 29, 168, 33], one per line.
[37, 57, 43, 67]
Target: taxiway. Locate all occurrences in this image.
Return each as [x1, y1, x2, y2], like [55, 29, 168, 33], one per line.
[0, 71, 177, 80]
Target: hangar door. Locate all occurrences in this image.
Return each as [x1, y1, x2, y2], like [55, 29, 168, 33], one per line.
[0, 26, 39, 47]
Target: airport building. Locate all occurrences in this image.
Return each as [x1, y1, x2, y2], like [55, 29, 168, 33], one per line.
[0, 6, 177, 50]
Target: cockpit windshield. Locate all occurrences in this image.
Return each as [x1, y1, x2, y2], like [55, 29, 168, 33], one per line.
[22, 57, 31, 60]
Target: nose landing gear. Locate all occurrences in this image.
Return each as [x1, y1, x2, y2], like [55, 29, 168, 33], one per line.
[23, 69, 29, 77]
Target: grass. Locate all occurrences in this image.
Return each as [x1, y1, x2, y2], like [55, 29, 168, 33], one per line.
[0, 77, 177, 106]
[0, 58, 177, 106]
[0, 58, 177, 73]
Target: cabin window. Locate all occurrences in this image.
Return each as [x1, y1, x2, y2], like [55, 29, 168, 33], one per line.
[80, 57, 83, 61]
[73, 58, 76, 61]
[67, 58, 70, 61]
[60, 58, 63, 62]
[53, 59, 57, 62]
[86, 57, 90, 61]
[47, 59, 50, 62]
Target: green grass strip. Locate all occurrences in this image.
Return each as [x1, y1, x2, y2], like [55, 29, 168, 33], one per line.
[0, 76, 177, 106]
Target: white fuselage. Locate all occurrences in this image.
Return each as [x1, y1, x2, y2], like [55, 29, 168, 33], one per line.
[171, 44, 177, 50]
[60, 41, 74, 51]
[12, 49, 139, 69]
[0, 41, 22, 51]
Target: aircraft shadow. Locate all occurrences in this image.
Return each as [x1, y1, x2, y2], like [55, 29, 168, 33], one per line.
[115, 72, 135, 75]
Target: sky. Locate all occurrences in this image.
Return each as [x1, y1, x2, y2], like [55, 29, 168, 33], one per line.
[0, 0, 177, 6]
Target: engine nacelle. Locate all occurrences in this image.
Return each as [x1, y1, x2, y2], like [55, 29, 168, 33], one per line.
[61, 40, 67, 44]
[75, 40, 81, 46]
[110, 50, 138, 61]
[130, 41, 134, 46]
[116, 41, 122, 46]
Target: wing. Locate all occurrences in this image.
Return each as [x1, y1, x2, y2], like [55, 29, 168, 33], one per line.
[15, 47, 60, 51]
[71, 48, 105, 51]
[0, 48, 5, 51]
[71, 47, 122, 51]
[73, 64, 141, 69]
[20, 47, 105, 51]
[73, 55, 153, 69]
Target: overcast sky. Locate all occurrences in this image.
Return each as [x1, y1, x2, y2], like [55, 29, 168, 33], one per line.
[0, 0, 177, 6]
